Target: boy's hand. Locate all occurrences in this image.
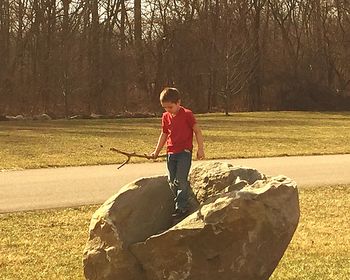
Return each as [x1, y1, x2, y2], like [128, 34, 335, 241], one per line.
[197, 148, 205, 160]
[149, 151, 159, 159]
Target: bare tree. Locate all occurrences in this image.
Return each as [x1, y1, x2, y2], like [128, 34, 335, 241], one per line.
[1, 0, 350, 116]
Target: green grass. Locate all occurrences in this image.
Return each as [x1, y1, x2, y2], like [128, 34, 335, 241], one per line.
[1, 111, 350, 170]
[270, 185, 350, 279]
[0, 185, 349, 279]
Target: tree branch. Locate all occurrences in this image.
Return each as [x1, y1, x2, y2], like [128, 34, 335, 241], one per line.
[110, 147, 167, 169]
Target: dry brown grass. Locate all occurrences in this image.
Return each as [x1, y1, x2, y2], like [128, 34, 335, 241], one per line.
[1, 111, 350, 170]
[0, 185, 349, 279]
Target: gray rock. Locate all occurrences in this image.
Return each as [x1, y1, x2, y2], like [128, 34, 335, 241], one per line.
[83, 162, 300, 280]
[189, 162, 266, 203]
[83, 175, 175, 280]
[6, 114, 25, 120]
[33, 113, 52, 120]
[90, 113, 103, 119]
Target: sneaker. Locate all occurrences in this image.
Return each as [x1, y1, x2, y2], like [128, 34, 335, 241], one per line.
[172, 208, 189, 219]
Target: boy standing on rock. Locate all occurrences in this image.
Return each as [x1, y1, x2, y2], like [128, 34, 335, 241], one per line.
[151, 87, 205, 219]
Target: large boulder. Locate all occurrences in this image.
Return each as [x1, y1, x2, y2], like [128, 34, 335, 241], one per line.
[83, 162, 300, 280]
[82, 175, 175, 279]
[189, 161, 266, 203]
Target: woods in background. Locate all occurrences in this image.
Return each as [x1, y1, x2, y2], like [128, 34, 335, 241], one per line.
[0, 0, 350, 117]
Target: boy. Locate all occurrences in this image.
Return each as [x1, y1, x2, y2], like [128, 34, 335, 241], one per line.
[150, 87, 205, 219]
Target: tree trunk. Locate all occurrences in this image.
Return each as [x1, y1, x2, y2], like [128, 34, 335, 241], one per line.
[62, 0, 71, 118]
[134, 0, 147, 91]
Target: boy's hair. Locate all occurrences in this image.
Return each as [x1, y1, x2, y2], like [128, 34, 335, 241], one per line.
[160, 87, 180, 103]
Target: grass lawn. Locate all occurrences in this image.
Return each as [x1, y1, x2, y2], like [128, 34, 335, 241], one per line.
[0, 185, 349, 279]
[1, 111, 350, 170]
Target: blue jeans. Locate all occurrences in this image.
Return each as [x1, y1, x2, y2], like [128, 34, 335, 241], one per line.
[166, 150, 192, 211]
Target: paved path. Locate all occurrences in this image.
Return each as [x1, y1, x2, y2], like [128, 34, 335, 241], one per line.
[1, 154, 350, 213]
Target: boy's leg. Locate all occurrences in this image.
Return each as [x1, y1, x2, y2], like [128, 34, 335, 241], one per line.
[174, 150, 192, 211]
[166, 153, 178, 197]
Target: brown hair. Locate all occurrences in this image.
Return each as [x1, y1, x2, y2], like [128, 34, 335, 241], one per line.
[159, 87, 180, 103]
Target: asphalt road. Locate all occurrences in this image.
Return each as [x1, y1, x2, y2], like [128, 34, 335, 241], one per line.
[1, 154, 349, 213]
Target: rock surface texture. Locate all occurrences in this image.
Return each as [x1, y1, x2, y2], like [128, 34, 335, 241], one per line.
[83, 162, 300, 280]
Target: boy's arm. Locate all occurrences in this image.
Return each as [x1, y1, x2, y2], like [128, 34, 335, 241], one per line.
[151, 132, 168, 158]
[193, 123, 205, 159]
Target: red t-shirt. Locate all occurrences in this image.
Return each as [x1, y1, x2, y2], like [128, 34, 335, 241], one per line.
[162, 106, 197, 154]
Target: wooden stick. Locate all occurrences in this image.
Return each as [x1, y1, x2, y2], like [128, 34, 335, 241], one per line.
[110, 147, 167, 169]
